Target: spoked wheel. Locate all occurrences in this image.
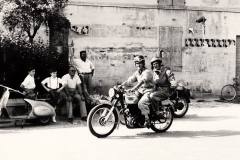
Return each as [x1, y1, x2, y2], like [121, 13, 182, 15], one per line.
[173, 99, 189, 118]
[150, 107, 173, 133]
[87, 104, 119, 138]
[221, 85, 237, 101]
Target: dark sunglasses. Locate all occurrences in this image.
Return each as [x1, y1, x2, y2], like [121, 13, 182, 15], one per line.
[69, 69, 76, 72]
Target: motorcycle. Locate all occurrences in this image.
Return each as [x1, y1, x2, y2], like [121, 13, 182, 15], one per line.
[170, 81, 191, 118]
[87, 85, 174, 138]
[0, 84, 56, 127]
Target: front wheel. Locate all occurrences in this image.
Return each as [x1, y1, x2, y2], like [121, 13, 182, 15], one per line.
[221, 85, 237, 101]
[87, 104, 119, 138]
[38, 116, 51, 125]
[150, 106, 173, 133]
[173, 99, 189, 118]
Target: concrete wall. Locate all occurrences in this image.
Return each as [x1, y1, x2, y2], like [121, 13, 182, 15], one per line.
[70, 0, 240, 8]
[65, 2, 240, 95]
[185, 0, 240, 8]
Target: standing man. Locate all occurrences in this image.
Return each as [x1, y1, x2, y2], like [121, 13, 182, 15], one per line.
[73, 50, 94, 93]
[62, 66, 87, 123]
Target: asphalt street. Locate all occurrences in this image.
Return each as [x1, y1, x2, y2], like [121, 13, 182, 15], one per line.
[1, 98, 240, 160]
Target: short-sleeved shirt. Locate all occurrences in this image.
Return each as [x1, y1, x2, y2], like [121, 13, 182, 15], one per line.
[21, 75, 36, 89]
[41, 77, 63, 90]
[62, 74, 81, 89]
[127, 68, 154, 93]
[73, 58, 94, 73]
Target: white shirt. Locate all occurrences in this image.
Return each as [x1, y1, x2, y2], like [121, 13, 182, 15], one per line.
[21, 75, 36, 89]
[62, 74, 81, 89]
[127, 69, 154, 94]
[41, 77, 63, 89]
[73, 58, 94, 73]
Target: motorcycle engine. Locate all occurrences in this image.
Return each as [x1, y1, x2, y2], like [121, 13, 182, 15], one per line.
[125, 93, 139, 104]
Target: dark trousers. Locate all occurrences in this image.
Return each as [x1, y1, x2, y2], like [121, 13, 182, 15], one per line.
[79, 73, 93, 93]
[149, 87, 170, 111]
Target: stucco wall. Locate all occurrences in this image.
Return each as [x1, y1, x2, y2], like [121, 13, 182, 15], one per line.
[185, 0, 240, 8]
[65, 3, 239, 95]
[70, 0, 240, 8]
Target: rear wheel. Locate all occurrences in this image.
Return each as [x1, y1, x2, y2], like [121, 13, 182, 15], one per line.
[87, 104, 119, 138]
[173, 99, 189, 118]
[150, 106, 173, 133]
[221, 85, 237, 101]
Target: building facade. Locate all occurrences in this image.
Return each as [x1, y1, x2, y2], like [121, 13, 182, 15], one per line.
[64, 0, 240, 95]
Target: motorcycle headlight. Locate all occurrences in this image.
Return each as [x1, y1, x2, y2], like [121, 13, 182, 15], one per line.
[108, 88, 115, 98]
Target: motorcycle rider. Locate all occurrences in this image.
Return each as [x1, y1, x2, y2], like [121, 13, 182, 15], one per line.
[121, 55, 154, 126]
[149, 56, 176, 105]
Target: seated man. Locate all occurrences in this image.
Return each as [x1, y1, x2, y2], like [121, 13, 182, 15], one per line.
[61, 66, 87, 123]
[41, 68, 65, 107]
[20, 67, 36, 99]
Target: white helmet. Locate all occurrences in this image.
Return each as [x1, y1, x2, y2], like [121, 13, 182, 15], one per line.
[150, 57, 162, 65]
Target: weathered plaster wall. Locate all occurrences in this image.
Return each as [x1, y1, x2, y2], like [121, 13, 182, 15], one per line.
[185, 0, 240, 8]
[65, 4, 240, 95]
[70, 0, 240, 8]
[70, 0, 157, 5]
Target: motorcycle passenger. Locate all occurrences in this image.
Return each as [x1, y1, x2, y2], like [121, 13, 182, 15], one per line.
[20, 67, 36, 99]
[149, 56, 176, 105]
[121, 55, 154, 126]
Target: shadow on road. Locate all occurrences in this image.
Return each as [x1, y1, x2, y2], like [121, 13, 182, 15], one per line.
[0, 119, 87, 133]
[110, 130, 240, 139]
[178, 114, 237, 121]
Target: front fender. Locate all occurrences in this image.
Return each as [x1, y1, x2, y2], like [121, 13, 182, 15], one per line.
[91, 103, 120, 127]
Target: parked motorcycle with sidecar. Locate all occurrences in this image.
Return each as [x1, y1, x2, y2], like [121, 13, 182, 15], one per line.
[0, 84, 56, 127]
[170, 81, 191, 118]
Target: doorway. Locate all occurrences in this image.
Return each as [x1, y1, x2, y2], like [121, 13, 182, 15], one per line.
[236, 36, 240, 76]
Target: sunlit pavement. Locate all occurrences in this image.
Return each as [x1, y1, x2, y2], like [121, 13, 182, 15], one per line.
[1, 98, 240, 160]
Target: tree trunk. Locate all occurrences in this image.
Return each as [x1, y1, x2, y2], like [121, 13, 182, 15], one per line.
[48, 15, 70, 77]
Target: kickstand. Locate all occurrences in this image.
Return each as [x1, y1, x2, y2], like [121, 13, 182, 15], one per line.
[15, 120, 25, 128]
[21, 120, 25, 128]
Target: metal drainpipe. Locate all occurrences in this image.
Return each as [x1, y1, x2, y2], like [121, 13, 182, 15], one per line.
[157, 0, 160, 58]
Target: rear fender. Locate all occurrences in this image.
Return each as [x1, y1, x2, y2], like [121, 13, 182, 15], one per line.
[177, 89, 191, 103]
[24, 99, 55, 117]
[161, 99, 175, 112]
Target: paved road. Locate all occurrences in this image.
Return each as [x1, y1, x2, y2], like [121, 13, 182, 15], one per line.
[1, 99, 240, 160]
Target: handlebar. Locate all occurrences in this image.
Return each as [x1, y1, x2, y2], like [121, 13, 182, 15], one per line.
[0, 84, 24, 95]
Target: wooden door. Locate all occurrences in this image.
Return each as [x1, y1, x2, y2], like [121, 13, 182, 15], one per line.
[159, 26, 183, 72]
[236, 36, 240, 77]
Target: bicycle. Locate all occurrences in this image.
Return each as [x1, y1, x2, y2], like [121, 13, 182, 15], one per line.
[221, 76, 240, 101]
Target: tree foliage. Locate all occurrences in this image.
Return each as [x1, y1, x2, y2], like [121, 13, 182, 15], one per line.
[1, 0, 68, 43]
